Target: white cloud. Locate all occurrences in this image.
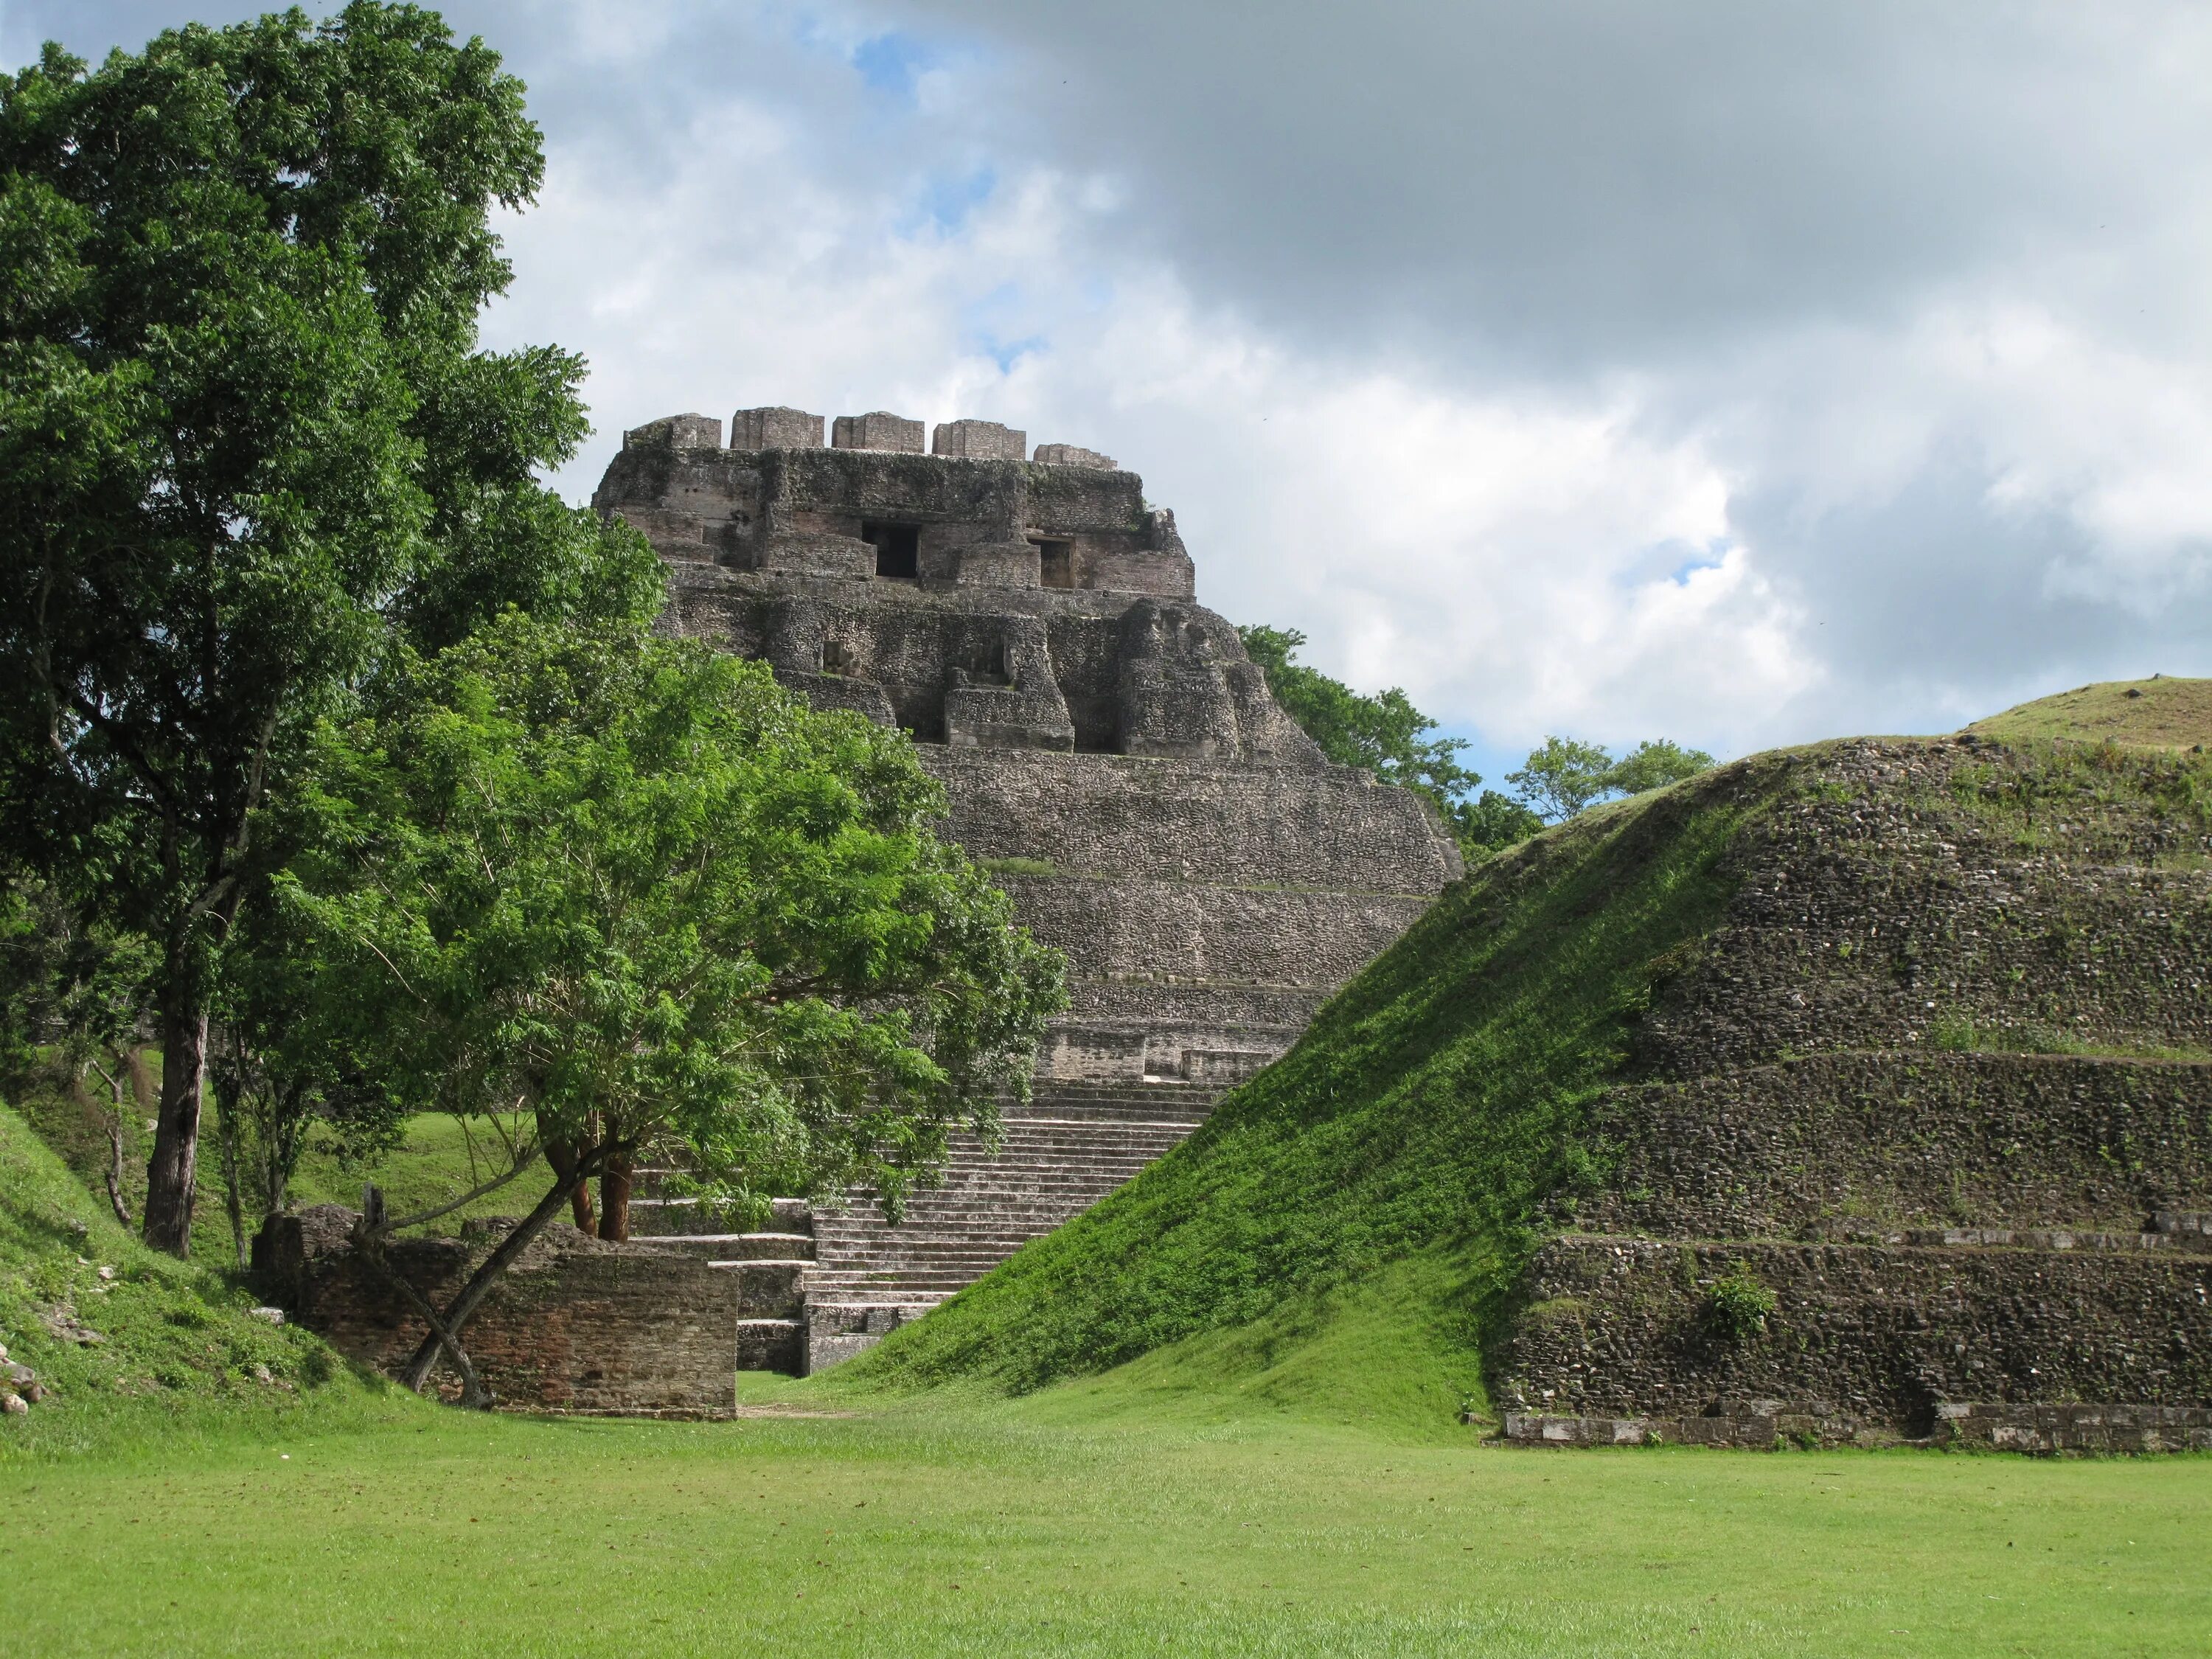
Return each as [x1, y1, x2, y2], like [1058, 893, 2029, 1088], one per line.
[38, 0, 2212, 759]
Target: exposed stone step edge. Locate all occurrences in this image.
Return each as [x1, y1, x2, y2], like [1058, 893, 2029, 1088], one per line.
[1500, 1402, 2212, 1454]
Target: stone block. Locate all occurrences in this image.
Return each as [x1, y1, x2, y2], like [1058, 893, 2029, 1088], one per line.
[1034, 442, 1118, 470]
[832, 411, 925, 453]
[932, 419, 1027, 461]
[931, 539, 1040, 588]
[731, 406, 825, 451]
[624, 413, 723, 451]
[751, 532, 876, 579]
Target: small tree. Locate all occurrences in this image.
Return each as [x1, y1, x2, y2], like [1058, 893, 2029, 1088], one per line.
[1508, 736, 1716, 823]
[288, 615, 1066, 1397]
[1506, 737, 1621, 822]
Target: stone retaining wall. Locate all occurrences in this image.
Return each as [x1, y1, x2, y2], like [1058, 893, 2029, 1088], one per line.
[254, 1208, 751, 1413]
[1497, 1233, 2212, 1430]
[1580, 1051, 2212, 1239]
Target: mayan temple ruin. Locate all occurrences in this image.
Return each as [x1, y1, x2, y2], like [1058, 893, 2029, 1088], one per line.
[587, 406, 1461, 1374]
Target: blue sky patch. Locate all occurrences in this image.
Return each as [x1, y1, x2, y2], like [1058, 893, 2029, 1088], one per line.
[852, 31, 936, 102]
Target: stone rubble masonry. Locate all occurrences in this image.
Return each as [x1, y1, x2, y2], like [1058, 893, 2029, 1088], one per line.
[254, 1206, 778, 1412]
[623, 412, 722, 451]
[832, 411, 925, 453]
[1034, 443, 1119, 470]
[730, 406, 825, 451]
[1495, 736, 2212, 1450]
[1503, 1403, 2212, 1453]
[1499, 1234, 2212, 1430]
[932, 418, 1026, 460]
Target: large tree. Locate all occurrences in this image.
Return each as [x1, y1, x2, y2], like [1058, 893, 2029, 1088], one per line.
[0, 4, 657, 1252]
[287, 614, 1065, 1396]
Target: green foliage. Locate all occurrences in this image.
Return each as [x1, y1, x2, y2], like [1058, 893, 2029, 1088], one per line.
[852, 759, 1772, 1395]
[1236, 627, 1713, 858]
[285, 612, 1067, 1224]
[1509, 737, 1716, 824]
[1237, 626, 1494, 842]
[979, 856, 1061, 879]
[1704, 1270, 1776, 1343]
[1454, 789, 1548, 855]
[0, 2, 658, 1249]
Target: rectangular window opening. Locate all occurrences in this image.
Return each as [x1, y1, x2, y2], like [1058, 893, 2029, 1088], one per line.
[863, 521, 920, 580]
[1033, 538, 1075, 589]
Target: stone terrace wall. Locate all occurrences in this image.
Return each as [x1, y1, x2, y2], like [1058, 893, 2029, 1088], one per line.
[925, 748, 1459, 891]
[257, 1208, 759, 1413]
[1581, 1052, 2212, 1240]
[1500, 1234, 2212, 1431]
[1635, 740, 2212, 1078]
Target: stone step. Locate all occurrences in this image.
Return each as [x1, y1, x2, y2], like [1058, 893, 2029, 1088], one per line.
[814, 1225, 1085, 1245]
[839, 1172, 1157, 1196]
[701, 1259, 809, 1318]
[736, 1318, 804, 1374]
[1802, 1222, 2212, 1256]
[645, 1232, 817, 1260]
[818, 1201, 1128, 1225]
[2153, 1211, 2212, 1238]
[817, 1251, 1047, 1266]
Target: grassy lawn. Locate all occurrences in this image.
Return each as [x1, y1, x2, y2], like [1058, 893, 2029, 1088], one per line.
[6, 1391, 2208, 1658]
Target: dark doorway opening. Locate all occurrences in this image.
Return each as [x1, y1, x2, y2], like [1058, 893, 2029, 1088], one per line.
[863, 521, 920, 579]
[1034, 538, 1074, 588]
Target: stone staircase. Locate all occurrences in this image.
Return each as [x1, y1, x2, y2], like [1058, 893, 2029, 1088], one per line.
[626, 1079, 1217, 1374]
[623, 1194, 814, 1373]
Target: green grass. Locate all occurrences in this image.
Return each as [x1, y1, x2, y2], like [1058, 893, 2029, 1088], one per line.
[0, 1102, 411, 1459]
[4, 1396, 2207, 1657]
[1968, 675, 2212, 751]
[850, 759, 1784, 1399]
[10, 1062, 556, 1266]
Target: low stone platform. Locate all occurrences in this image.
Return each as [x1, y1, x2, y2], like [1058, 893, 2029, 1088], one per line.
[1500, 1402, 2212, 1453]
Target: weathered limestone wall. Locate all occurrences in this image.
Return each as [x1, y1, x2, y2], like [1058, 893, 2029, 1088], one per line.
[1581, 1053, 2212, 1240]
[1499, 1234, 2212, 1433]
[923, 748, 1458, 890]
[257, 1208, 757, 1413]
[1635, 742, 2212, 1079]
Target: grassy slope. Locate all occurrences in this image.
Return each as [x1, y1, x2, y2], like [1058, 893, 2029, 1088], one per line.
[13, 1065, 553, 1267]
[0, 1101, 412, 1459]
[842, 755, 1789, 1413]
[1969, 675, 2212, 751]
[4, 1399, 2207, 1658]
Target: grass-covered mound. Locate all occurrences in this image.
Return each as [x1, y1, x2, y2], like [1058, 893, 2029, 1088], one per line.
[842, 754, 1790, 1409]
[0, 1102, 408, 1458]
[1969, 674, 2212, 751]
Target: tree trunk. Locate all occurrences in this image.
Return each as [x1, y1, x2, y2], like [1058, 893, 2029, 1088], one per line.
[598, 1147, 634, 1243]
[546, 1138, 596, 1236]
[397, 1144, 608, 1396]
[92, 1057, 131, 1228]
[142, 989, 206, 1256]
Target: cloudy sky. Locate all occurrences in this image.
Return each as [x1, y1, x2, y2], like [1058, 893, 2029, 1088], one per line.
[15, 1, 2212, 779]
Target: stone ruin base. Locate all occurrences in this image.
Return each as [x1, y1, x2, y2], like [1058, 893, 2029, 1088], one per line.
[1497, 1402, 2212, 1454]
